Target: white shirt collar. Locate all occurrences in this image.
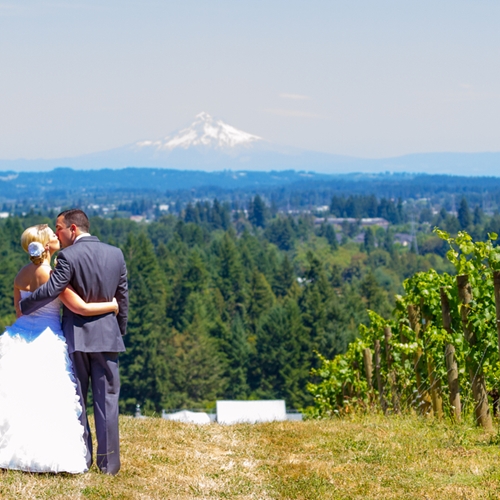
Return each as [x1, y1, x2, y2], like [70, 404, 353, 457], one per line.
[75, 232, 91, 242]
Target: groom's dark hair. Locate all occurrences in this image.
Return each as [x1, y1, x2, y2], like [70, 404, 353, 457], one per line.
[58, 209, 90, 233]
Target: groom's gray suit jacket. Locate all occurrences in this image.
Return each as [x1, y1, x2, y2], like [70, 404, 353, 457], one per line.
[20, 236, 128, 353]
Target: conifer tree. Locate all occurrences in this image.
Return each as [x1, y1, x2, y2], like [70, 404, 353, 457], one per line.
[215, 232, 246, 320]
[247, 269, 275, 331]
[167, 291, 225, 408]
[210, 199, 223, 229]
[237, 232, 256, 282]
[327, 283, 368, 352]
[121, 232, 170, 413]
[248, 195, 267, 228]
[5, 217, 24, 252]
[209, 199, 231, 230]
[252, 299, 310, 407]
[0, 223, 23, 331]
[211, 313, 250, 400]
[473, 205, 484, 226]
[176, 220, 207, 247]
[184, 203, 200, 224]
[382, 228, 394, 254]
[359, 270, 391, 316]
[319, 222, 338, 250]
[265, 217, 295, 250]
[155, 243, 177, 290]
[298, 252, 333, 363]
[363, 227, 375, 254]
[147, 214, 177, 248]
[272, 255, 295, 298]
[167, 249, 207, 330]
[281, 299, 312, 407]
[458, 197, 472, 229]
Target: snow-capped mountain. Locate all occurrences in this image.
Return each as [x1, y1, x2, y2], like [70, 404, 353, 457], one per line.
[1, 112, 499, 175]
[134, 112, 263, 151]
[114, 113, 346, 170]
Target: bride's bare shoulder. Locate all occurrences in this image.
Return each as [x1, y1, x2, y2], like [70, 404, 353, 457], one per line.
[14, 264, 33, 287]
[14, 263, 51, 290]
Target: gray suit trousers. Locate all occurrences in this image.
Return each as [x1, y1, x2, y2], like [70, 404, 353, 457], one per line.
[70, 351, 121, 475]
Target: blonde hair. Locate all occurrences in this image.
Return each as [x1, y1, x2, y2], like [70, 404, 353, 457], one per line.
[21, 224, 52, 265]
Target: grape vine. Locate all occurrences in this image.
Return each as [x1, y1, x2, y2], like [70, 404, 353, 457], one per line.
[306, 229, 500, 426]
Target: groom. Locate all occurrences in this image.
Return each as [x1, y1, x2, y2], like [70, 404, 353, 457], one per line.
[20, 209, 128, 475]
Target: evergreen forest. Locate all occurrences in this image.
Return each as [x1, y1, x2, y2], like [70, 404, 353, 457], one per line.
[0, 194, 498, 414]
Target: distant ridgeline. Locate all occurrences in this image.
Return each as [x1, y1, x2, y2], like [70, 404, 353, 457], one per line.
[2, 168, 500, 210]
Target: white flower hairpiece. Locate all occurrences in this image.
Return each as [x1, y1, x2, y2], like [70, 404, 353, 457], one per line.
[28, 241, 45, 257]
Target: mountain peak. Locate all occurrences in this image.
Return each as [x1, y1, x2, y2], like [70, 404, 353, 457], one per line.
[194, 111, 212, 121]
[135, 112, 263, 151]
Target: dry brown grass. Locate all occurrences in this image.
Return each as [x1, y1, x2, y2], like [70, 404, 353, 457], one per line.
[1, 414, 500, 499]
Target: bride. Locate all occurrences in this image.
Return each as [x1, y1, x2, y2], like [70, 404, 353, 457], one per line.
[0, 224, 119, 473]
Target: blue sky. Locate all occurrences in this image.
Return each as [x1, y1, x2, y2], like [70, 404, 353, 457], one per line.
[1, 0, 499, 159]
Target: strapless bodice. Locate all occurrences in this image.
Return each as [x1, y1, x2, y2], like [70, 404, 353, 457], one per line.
[8, 291, 63, 340]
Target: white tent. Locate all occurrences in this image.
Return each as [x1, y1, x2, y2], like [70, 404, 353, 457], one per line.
[216, 400, 287, 424]
[162, 410, 211, 424]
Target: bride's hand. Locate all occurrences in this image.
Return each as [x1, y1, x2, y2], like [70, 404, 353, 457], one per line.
[112, 298, 119, 316]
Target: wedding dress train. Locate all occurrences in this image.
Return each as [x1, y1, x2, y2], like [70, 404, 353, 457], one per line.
[0, 291, 87, 473]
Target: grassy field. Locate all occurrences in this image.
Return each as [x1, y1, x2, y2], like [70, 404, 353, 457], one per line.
[1, 414, 500, 499]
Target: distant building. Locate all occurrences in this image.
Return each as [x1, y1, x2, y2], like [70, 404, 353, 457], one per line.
[315, 217, 390, 229]
[130, 215, 145, 222]
[394, 233, 413, 247]
[286, 209, 311, 215]
[0, 212, 9, 219]
[315, 205, 330, 212]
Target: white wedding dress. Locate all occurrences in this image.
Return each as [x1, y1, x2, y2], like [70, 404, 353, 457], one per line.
[0, 291, 87, 473]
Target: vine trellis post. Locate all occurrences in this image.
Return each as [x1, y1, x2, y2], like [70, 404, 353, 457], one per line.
[456, 274, 492, 430]
[384, 325, 400, 413]
[440, 286, 461, 422]
[493, 271, 500, 358]
[420, 300, 443, 420]
[374, 339, 387, 415]
[362, 347, 373, 402]
[407, 304, 432, 414]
